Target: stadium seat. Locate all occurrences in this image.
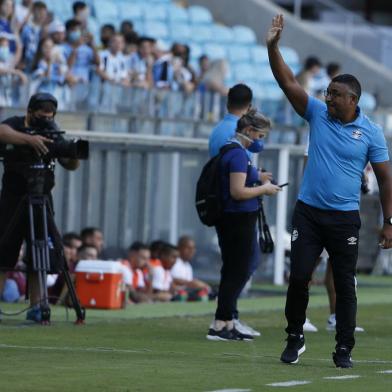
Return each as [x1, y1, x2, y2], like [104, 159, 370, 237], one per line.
[359, 91, 377, 111]
[188, 5, 213, 24]
[256, 66, 276, 83]
[117, 3, 143, 21]
[144, 21, 169, 39]
[280, 46, 300, 66]
[227, 45, 251, 63]
[189, 25, 213, 43]
[251, 45, 269, 65]
[232, 25, 257, 45]
[189, 42, 203, 61]
[233, 63, 256, 83]
[143, 4, 169, 21]
[167, 4, 189, 24]
[210, 25, 234, 44]
[93, 0, 119, 23]
[203, 43, 227, 60]
[169, 23, 192, 42]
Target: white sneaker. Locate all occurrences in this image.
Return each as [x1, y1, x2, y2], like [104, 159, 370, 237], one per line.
[234, 319, 261, 337]
[303, 318, 318, 332]
[326, 314, 365, 332]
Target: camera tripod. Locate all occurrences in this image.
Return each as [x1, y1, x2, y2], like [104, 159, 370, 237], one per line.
[0, 162, 85, 325]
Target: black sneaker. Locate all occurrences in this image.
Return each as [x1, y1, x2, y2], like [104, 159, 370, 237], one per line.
[206, 327, 254, 341]
[333, 346, 353, 368]
[280, 334, 306, 364]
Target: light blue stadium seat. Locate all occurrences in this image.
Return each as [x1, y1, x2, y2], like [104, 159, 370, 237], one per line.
[143, 4, 168, 21]
[251, 45, 269, 65]
[227, 45, 251, 63]
[188, 5, 213, 24]
[210, 25, 234, 44]
[359, 91, 377, 111]
[189, 43, 203, 61]
[117, 3, 143, 21]
[232, 25, 257, 45]
[167, 4, 189, 23]
[280, 46, 300, 66]
[203, 43, 227, 60]
[233, 64, 256, 83]
[169, 23, 192, 42]
[144, 21, 169, 39]
[93, 0, 119, 22]
[190, 25, 213, 43]
[256, 66, 276, 83]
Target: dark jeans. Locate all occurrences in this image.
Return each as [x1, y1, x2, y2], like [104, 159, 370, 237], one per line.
[215, 211, 258, 321]
[285, 201, 360, 350]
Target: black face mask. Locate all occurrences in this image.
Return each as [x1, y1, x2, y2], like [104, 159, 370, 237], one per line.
[30, 116, 55, 131]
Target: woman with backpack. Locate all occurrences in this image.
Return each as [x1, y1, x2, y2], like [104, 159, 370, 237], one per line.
[207, 108, 281, 341]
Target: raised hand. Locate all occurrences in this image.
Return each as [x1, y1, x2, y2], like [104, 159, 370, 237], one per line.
[266, 14, 284, 47]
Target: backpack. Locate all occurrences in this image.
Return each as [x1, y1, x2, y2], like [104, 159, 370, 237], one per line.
[195, 143, 242, 226]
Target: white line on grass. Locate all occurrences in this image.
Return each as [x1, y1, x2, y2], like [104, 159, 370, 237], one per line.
[0, 344, 150, 354]
[206, 389, 251, 392]
[324, 375, 361, 380]
[266, 381, 312, 387]
[377, 370, 392, 374]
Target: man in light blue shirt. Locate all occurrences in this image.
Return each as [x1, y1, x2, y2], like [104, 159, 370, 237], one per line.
[267, 14, 392, 368]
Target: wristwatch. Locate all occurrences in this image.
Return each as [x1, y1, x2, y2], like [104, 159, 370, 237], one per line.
[384, 217, 392, 225]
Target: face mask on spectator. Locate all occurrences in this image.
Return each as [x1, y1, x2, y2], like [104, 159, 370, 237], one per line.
[247, 139, 264, 153]
[69, 30, 81, 43]
[30, 116, 55, 130]
[0, 46, 10, 62]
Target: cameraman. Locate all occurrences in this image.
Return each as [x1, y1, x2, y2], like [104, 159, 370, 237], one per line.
[0, 93, 79, 321]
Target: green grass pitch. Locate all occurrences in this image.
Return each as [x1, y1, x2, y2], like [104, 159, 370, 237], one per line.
[0, 275, 391, 391]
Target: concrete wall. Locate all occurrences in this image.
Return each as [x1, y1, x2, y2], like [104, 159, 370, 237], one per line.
[187, 0, 392, 106]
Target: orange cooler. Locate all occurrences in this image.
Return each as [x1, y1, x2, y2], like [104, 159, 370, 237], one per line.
[75, 260, 123, 309]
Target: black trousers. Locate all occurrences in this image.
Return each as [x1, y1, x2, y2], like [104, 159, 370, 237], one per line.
[286, 200, 361, 350]
[215, 211, 258, 321]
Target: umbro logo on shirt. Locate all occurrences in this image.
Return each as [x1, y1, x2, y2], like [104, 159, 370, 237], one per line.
[347, 237, 358, 245]
[351, 129, 362, 140]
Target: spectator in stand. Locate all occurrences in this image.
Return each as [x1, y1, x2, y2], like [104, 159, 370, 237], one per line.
[296, 56, 322, 96]
[14, 0, 33, 32]
[200, 59, 228, 96]
[99, 23, 115, 50]
[196, 54, 209, 90]
[326, 62, 341, 80]
[97, 33, 129, 85]
[21, 1, 49, 72]
[123, 31, 139, 59]
[62, 232, 82, 263]
[48, 20, 66, 49]
[171, 42, 195, 93]
[0, 0, 22, 62]
[171, 236, 211, 301]
[151, 243, 178, 302]
[1, 245, 26, 303]
[80, 227, 104, 257]
[72, 1, 90, 32]
[152, 39, 173, 89]
[0, 32, 27, 81]
[128, 36, 154, 88]
[31, 37, 68, 93]
[120, 20, 134, 37]
[122, 241, 152, 304]
[77, 244, 98, 261]
[62, 19, 99, 85]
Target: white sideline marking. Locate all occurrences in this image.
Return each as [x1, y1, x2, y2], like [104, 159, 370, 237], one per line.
[206, 389, 251, 392]
[324, 375, 360, 380]
[0, 344, 149, 354]
[378, 370, 392, 374]
[266, 381, 311, 387]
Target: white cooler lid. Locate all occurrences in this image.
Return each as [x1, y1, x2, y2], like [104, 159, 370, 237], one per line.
[75, 260, 124, 274]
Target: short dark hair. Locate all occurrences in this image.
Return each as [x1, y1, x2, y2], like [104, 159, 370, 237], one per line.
[304, 56, 322, 71]
[160, 243, 177, 258]
[331, 73, 361, 99]
[150, 240, 165, 257]
[178, 235, 193, 248]
[227, 84, 253, 110]
[326, 62, 341, 78]
[124, 31, 139, 45]
[129, 241, 150, 252]
[33, 1, 47, 11]
[63, 232, 82, 247]
[27, 92, 57, 113]
[80, 227, 101, 241]
[65, 19, 82, 31]
[101, 23, 115, 33]
[73, 1, 87, 14]
[138, 36, 156, 45]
